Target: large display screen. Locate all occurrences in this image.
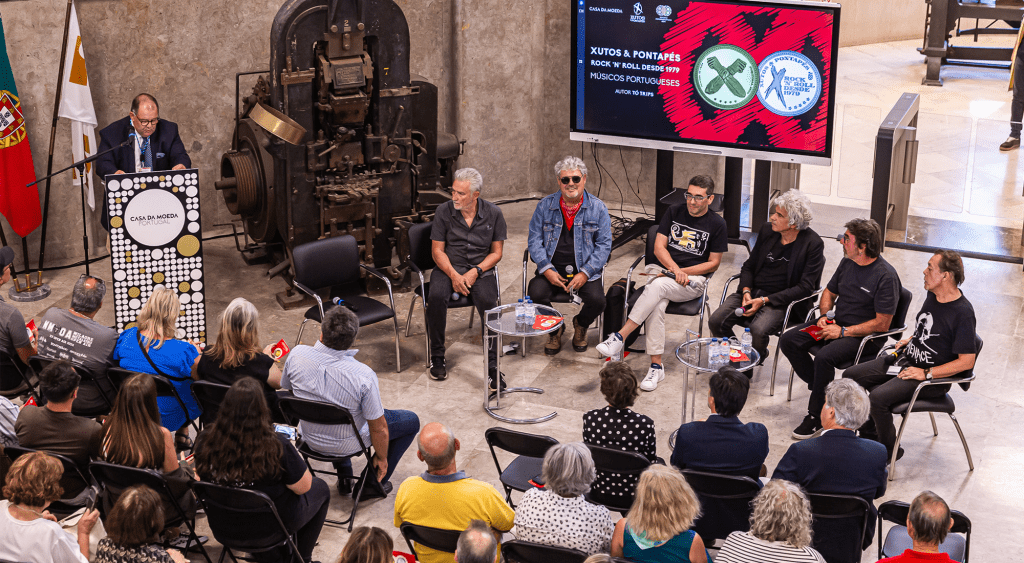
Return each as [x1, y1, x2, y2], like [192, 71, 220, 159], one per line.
[571, 0, 841, 165]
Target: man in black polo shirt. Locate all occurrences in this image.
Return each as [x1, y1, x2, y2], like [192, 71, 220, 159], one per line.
[428, 168, 507, 385]
[779, 218, 902, 440]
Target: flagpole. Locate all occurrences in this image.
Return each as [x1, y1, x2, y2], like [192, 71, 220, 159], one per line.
[34, 0, 75, 278]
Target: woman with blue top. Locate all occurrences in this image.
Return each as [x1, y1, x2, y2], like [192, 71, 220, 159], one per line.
[113, 287, 201, 447]
[610, 464, 708, 563]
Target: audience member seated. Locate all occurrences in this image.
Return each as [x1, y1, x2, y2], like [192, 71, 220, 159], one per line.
[779, 218, 902, 440]
[583, 556, 613, 563]
[95, 485, 187, 563]
[36, 274, 118, 411]
[282, 305, 419, 497]
[456, 520, 498, 563]
[878, 491, 957, 563]
[715, 479, 825, 563]
[1, 394, 19, 447]
[197, 297, 283, 424]
[113, 287, 201, 445]
[772, 378, 887, 547]
[195, 378, 329, 563]
[98, 373, 196, 523]
[844, 251, 978, 460]
[512, 442, 616, 554]
[394, 422, 514, 563]
[0, 451, 100, 563]
[0, 246, 37, 393]
[610, 464, 708, 563]
[15, 360, 101, 500]
[708, 190, 825, 364]
[583, 361, 656, 499]
[671, 366, 768, 481]
[337, 526, 394, 563]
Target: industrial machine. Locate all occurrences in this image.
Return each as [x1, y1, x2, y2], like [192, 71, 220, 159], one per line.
[217, 0, 461, 305]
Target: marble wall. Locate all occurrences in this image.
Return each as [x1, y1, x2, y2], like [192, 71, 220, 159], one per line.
[0, 0, 923, 268]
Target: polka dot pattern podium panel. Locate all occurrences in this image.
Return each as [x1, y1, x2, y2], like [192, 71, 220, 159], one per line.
[106, 170, 207, 343]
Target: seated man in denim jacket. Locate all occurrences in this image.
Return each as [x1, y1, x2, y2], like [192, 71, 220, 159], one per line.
[527, 156, 612, 355]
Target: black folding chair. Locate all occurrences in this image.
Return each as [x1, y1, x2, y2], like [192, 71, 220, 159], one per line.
[277, 395, 380, 531]
[878, 500, 971, 562]
[785, 286, 914, 401]
[402, 221, 501, 368]
[887, 334, 982, 480]
[584, 443, 652, 514]
[807, 492, 872, 563]
[28, 355, 115, 417]
[501, 539, 589, 563]
[106, 368, 200, 435]
[4, 445, 94, 518]
[192, 481, 304, 563]
[291, 235, 402, 371]
[399, 522, 462, 560]
[0, 351, 37, 401]
[484, 427, 558, 508]
[682, 469, 761, 547]
[89, 460, 212, 563]
[191, 380, 231, 427]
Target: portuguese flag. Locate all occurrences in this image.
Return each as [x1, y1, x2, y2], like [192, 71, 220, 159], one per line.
[0, 13, 41, 237]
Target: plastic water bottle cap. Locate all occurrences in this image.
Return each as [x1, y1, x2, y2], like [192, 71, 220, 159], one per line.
[745, 328, 751, 332]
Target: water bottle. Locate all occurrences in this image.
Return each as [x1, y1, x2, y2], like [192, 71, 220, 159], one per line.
[709, 338, 720, 366]
[741, 328, 753, 354]
[526, 297, 536, 324]
[516, 299, 525, 329]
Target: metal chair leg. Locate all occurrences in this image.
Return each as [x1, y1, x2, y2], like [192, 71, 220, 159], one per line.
[386, 290, 402, 373]
[468, 307, 475, 329]
[295, 319, 310, 348]
[948, 413, 974, 471]
[421, 300, 430, 369]
[929, 412, 939, 436]
[405, 296, 418, 337]
[787, 367, 796, 402]
[889, 412, 913, 481]
[769, 344, 783, 396]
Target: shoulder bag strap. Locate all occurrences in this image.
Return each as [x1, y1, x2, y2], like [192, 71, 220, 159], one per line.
[135, 330, 190, 382]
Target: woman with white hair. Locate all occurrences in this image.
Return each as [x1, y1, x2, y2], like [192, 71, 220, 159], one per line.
[708, 189, 825, 364]
[512, 442, 616, 554]
[610, 464, 708, 563]
[715, 479, 826, 563]
[197, 297, 283, 423]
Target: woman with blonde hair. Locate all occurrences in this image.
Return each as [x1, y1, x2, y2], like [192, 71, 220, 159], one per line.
[610, 464, 708, 563]
[197, 297, 283, 423]
[336, 526, 394, 563]
[715, 480, 824, 563]
[113, 286, 202, 442]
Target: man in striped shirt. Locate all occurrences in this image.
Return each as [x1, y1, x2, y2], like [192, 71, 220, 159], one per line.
[281, 306, 420, 496]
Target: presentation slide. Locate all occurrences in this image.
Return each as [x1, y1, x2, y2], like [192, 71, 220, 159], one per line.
[572, 0, 839, 163]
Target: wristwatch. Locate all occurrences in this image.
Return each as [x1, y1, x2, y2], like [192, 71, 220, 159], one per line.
[474, 265, 484, 277]
[924, 368, 933, 380]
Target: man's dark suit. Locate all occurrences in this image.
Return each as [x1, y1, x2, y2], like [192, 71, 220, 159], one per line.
[670, 414, 768, 481]
[95, 116, 190, 229]
[772, 429, 888, 556]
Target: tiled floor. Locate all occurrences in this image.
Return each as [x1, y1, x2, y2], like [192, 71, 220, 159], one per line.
[6, 38, 1024, 563]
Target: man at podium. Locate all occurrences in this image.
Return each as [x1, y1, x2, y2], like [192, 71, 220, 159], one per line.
[95, 93, 190, 228]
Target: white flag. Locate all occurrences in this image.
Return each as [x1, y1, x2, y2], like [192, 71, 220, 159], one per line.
[57, 2, 98, 208]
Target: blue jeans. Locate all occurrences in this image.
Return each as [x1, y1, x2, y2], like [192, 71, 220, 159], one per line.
[333, 409, 420, 485]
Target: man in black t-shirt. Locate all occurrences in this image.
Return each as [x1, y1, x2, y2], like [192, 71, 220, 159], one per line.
[779, 218, 902, 440]
[844, 251, 978, 459]
[597, 175, 728, 393]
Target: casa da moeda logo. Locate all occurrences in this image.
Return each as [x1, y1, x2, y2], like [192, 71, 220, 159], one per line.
[631, 2, 645, 22]
[756, 51, 822, 117]
[692, 44, 759, 110]
[655, 5, 672, 22]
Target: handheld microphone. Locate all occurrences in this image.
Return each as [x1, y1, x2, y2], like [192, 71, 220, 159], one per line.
[825, 310, 835, 324]
[565, 265, 574, 279]
[331, 297, 359, 312]
[734, 305, 750, 316]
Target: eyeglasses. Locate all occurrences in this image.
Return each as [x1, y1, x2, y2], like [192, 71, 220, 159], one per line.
[132, 112, 159, 127]
[560, 176, 583, 185]
[683, 193, 707, 202]
[837, 233, 850, 243]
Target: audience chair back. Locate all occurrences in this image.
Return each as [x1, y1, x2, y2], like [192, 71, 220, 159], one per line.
[277, 395, 378, 531]
[501, 539, 590, 563]
[0, 351, 38, 401]
[584, 443, 652, 514]
[877, 500, 971, 562]
[291, 235, 402, 371]
[3, 445, 94, 518]
[806, 492, 871, 563]
[484, 427, 559, 508]
[888, 334, 983, 480]
[105, 368, 200, 436]
[88, 460, 212, 563]
[192, 481, 304, 563]
[191, 380, 231, 428]
[403, 221, 498, 367]
[682, 469, 760, 545]
[28, 355, 115, 416]
[399, 522, 462, 560]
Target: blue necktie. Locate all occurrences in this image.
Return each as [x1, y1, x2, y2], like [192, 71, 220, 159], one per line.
[140, 137, 152, 169]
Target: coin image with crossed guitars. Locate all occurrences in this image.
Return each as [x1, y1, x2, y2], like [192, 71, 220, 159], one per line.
[692, 44, 759, 110]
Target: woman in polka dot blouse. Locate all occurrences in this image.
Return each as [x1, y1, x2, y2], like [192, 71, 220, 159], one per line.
[583, 361, 657, 500]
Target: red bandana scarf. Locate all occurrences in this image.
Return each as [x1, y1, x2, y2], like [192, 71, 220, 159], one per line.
[560, 196, 584, 231]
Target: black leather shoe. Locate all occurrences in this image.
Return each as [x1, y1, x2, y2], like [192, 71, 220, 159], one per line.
[1000, 137, 1020, 151]
[336, 477, 352, 496]
[429, 357, 447, 380]
[488, 371, 507, 392]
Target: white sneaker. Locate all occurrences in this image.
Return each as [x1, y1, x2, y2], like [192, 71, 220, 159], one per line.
[596, 333, 624, 358]
[640, 364, 665, 391]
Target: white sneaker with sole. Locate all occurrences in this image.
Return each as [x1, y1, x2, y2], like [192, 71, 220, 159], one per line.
[640, 364, 665, 391]
[596, 333, 624, 358]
